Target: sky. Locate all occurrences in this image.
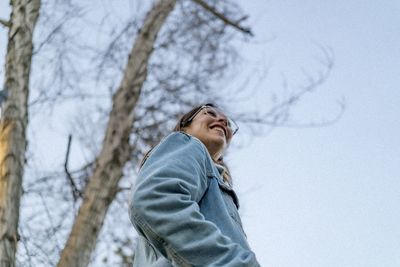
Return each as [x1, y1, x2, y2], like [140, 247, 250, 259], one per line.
[230, 1, 400, 266]
[1, 1, 400, 266]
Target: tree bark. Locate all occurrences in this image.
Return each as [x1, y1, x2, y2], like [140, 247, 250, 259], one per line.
[0, 1, 41, 267]
[56, 0, 177, 266]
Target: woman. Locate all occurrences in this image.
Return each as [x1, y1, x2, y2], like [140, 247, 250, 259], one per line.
[129, 103, 260, 266]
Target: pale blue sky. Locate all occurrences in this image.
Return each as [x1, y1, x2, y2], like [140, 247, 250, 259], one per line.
[1, 1, 399, 266]
[231, 1, 400, 266]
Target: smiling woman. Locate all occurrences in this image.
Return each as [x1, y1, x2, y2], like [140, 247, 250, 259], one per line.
[173, 104, 238, 185]
[129, 103, 260, 266]
[179, 105, 237, 160]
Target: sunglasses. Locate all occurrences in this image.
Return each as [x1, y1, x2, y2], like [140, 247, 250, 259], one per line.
[182, 105, 239, 135]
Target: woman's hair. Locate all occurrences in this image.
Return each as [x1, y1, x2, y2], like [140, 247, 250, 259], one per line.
[140, 103, 233, 185]
[172, 103, 217, 132]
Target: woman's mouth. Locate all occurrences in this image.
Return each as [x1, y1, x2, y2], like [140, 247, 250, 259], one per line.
[210, 125, 226, 136]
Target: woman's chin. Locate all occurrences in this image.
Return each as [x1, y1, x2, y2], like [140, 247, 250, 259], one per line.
[209, 135, 227, 152]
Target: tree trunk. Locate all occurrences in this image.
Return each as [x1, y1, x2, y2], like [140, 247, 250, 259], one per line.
[57, 0, 177, 266]
[0, 1, 41, 267]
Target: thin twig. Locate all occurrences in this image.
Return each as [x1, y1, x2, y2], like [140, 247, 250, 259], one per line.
[64, 134, 83, 200]
[117, 187, 131, 193]
[191, 0, 254, 36]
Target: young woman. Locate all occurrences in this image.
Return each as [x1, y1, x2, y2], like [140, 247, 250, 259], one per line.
[129, 104, 260, 266]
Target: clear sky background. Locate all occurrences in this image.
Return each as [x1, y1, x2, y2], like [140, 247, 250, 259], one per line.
[231, 1, 400, 266]
[1, 1, 400, 266]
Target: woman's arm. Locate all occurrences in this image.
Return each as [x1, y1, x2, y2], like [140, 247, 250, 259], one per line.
[129, 132, 259, 267]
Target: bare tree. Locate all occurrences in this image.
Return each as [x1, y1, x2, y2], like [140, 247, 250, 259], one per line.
[0, 1, 41, 267]
[0, 0, 342, 266]
[56, 0, 265, 265]
[56, 0, 178, 266]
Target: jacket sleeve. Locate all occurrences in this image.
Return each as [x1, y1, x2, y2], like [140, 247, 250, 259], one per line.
[129, 132, 260, 267]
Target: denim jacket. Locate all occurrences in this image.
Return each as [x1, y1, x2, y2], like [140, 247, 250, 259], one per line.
[129, 132, 260, 266]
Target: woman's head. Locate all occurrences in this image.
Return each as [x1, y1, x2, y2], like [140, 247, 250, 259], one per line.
[173, 103, 238, 161]
[140, 104, 237, 185]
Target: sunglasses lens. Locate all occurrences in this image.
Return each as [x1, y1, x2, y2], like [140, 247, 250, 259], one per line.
[228, 119, 238, 135]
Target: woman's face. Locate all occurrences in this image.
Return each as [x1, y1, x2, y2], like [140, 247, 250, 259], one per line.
[184, 106, 233, 160]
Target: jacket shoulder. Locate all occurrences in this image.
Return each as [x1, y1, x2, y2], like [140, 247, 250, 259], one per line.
[142, 131, 208, 169]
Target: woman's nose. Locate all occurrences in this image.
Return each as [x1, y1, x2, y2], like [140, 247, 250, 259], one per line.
[217, 116, 228, 126]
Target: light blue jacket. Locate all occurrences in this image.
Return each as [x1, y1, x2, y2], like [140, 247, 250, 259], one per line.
[129, 132, 260, 266]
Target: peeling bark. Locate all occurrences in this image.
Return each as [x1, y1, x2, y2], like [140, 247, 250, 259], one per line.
[56, 0, 177, 266]
[0, 1, 41, 267]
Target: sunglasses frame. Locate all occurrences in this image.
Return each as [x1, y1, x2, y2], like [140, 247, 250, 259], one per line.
[182, 105, 239, 135]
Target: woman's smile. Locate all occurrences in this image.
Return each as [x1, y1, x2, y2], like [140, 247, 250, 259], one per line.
[209, 123, 228, 137]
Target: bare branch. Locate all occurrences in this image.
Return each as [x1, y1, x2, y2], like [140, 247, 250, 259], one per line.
[57, 1, 179, 266]
[238, 100, 345, 128]
[0, 18, 11, 28]
[235, 46, 342, 129]
[18, 0, 340, 265]
[191, 0, 253, 36]
[117, 187, 131, 193]
[64, 134, 82, 201]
